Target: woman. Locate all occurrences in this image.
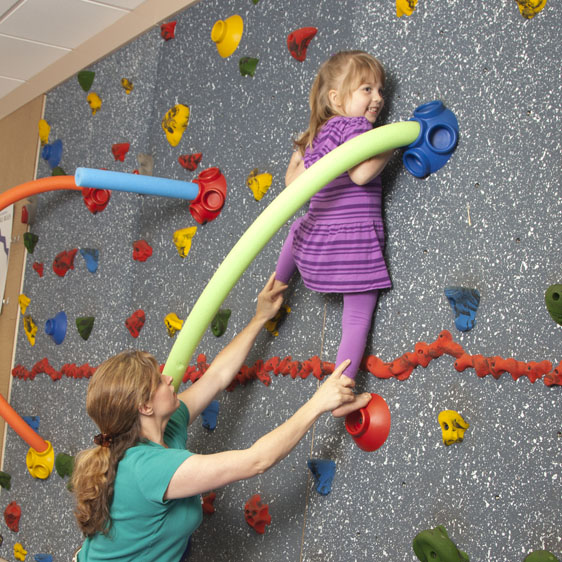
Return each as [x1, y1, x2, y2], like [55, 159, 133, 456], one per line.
[72, 273, 371, 561]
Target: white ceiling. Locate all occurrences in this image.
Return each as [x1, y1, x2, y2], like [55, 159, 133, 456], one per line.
[0, 0, 147, 99]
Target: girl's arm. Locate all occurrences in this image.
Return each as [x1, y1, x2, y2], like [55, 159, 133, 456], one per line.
[165, 362, 371, 499]
[348, 149, 394, 186]
[285, 150, 305, 186]
[178, 273, 287, 424]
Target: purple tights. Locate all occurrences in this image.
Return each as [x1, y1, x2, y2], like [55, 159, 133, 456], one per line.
[276, 230, 379, 379]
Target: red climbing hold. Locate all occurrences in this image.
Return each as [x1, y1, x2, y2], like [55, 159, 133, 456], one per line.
[132, 240, 153, 262]
[32, 262, 44, 277]
[178, 152, 203, 171]
[4, 500, 21, 532]
[161, 21, 177, 41]
[202, 492, 216, 515]
[287, 27, 317, 62]
[189, 167, 227, 225]
[111, 143, 130, 162]
[52, 249, 78, 277]
[244, 494, 271, 534]
[82, 187, 110, 214]
[125, 309, 145, 338]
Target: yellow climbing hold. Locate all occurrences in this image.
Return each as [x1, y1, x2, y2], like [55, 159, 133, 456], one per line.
[23, 315, 37, 346]
[514, 0, 547, 19]
[161, 104, 190, 147]
[211, 15, 244, 58]
[438, 410, 469, 446]
[396, 0, 418, 17]
[14, 542, 28, 561]
[87, 92, 102, 115]
[164, 313, 184, 337]
[173, 226, 197, 258]
[247, 169, 273, 201]
[18, 294, 30, 315]
[121, 78, 134, 94]
[38, 119, 50, 145]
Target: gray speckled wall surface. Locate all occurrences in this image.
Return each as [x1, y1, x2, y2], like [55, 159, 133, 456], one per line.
[2, 1, 561, 560]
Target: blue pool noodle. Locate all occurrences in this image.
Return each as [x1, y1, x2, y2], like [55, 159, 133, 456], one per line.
[74, 168, 199, 200]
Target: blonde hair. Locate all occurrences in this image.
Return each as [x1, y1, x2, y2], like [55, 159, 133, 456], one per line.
[295, 51, 386, 153]
[71, 350, 161, 537]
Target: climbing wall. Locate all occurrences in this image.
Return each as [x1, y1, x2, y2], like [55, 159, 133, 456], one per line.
[2, 0, 561, 560]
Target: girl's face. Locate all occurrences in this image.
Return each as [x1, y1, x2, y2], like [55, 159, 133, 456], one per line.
[337, 74, 385, 124]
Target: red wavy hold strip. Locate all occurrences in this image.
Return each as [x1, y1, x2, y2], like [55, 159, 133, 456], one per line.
[11, 330, 562, 387]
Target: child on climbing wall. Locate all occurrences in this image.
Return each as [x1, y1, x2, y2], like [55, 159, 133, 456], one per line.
[275, 50, 395, 381]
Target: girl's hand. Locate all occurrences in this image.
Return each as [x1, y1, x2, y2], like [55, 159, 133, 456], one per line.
[255, 273, 288, 324]
[310, 360, 371, 416]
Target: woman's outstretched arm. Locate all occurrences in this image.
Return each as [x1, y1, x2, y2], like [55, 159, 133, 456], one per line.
[165, 361, 371, 499]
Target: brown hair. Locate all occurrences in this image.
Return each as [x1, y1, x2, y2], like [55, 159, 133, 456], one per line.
[71, 350, 161, 537]
[295, 51, 386, 153]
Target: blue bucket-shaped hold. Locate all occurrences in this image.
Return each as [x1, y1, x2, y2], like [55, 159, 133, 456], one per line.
[45, 311, 67, 345]
[41, 139, 63, 170]
[403, 101, 459, 178]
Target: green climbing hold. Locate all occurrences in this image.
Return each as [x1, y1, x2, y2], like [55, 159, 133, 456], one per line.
[55, 452, 75, 478]
[51, 166, 66, 176]
[76, 316, 95, 340]
[413, 525, 469, 562]
[239, 57, 259, 77]
[0, 470, 12, 490]
[77, 70, 95, 92]
[524, 551, 561, 562]
[23, 232, 39, 254]
[211, 309, 231, 337]
[545, 284, 562, 326]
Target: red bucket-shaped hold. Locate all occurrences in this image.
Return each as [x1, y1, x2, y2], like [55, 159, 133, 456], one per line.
[345, 393, 390, 452]
[189, 167, 227, 224]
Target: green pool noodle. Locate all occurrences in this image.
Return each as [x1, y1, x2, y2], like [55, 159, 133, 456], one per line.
[164, 120, 421, 390]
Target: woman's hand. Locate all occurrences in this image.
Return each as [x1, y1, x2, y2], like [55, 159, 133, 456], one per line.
[310, 360, 371, 416]
[254, 273, 288, 324]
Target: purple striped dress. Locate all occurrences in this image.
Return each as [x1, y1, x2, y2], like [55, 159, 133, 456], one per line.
[289, 116, 391, 293]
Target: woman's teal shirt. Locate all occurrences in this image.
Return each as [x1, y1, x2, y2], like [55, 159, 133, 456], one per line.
[78, 401, 203, 561]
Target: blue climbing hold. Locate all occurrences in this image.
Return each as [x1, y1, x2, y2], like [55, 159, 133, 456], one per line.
[35, 555, 54, 562]
[41, 139, 63, 170]
[444, 287, 480, 332]
[22, 416, 40, 431]
[202, 400, 219, 431]
[307, 459, 336, 496]
[45, 311, 67, 344]
[403, 101, 459, 178]
[80, 248, 99, 273]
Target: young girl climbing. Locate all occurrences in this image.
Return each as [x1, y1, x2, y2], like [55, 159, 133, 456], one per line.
[275, 51, 395, 380]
